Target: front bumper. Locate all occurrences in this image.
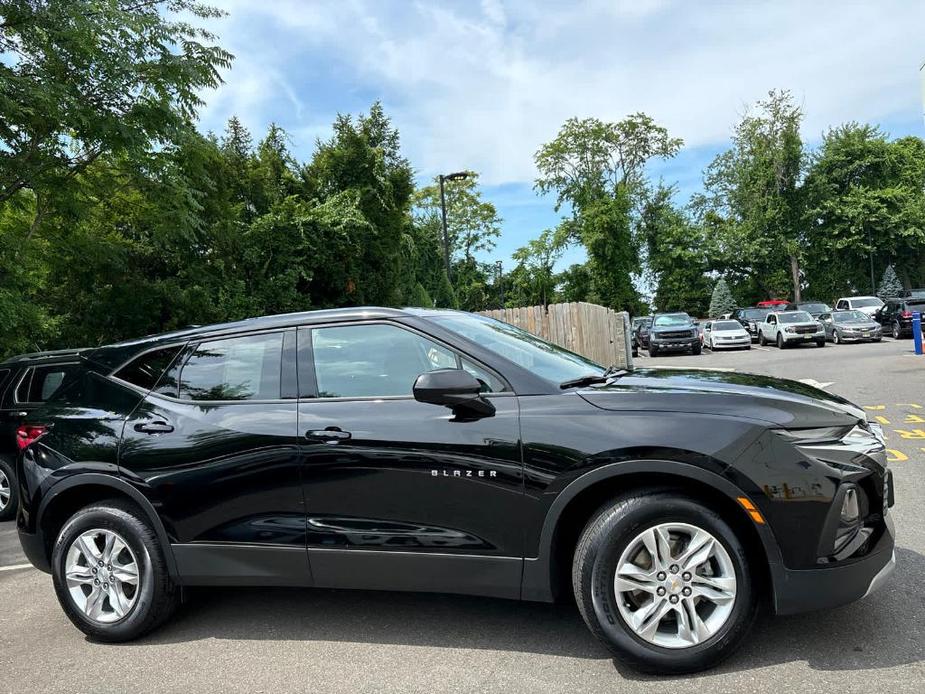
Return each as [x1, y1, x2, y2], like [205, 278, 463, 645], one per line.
[711, 338, 751, 349]
[650, 338, 698, 351]
[773, 513, 895, 615]
[839, 330, 882, 342]
[782, 332, 825, 343]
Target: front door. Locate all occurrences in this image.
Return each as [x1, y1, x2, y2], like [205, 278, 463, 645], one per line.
[120, 330, 307, 585]
[297, 321, 524, 599]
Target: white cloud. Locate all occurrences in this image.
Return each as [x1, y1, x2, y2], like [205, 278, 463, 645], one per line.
[200, 0, 925, 184]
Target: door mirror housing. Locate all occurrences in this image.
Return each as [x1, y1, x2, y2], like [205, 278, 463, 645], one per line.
[413, 369, 495, 417]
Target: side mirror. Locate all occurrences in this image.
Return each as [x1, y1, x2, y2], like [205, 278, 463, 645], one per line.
[413, 369, 495, 417]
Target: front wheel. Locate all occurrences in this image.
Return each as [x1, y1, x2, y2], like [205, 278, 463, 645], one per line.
[758, 332, 766, 346]
[51, 499, 179, 642]
[0, 458, 18, 522]
[691, 344, 702, 356]
[816, 339, 826, 348]
[776, 333, 785, 349]
[833, 331, 841, 345]
[649, 346, 658, 357]
[572, 491, 757, 674]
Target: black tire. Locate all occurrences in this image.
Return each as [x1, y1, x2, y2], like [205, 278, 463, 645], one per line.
[691, 344, 702, 356]
[776, 333, 785, 349]
[572, 491, 757, 674]
[892, 322, 901, 340]
[757, 332, 766, 346]
[816, 339, 826, 348]
[51, 499, 179, 642]
[649, 346, 658, 357]
[0, 457, 18, 522]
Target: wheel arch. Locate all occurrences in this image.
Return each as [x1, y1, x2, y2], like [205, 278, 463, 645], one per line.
[36, 473, 178, 578]
[521, 461, 784, 608]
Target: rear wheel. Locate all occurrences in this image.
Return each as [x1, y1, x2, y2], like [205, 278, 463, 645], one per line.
[51, 499, 179, 642]
[572, 492, 756, 674]
[0, 458, 17, 522]
[893, 321, 901, 339]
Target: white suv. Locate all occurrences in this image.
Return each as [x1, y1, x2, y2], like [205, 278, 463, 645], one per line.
[758, 311, 826, 349]
[834, 295, 884, 318]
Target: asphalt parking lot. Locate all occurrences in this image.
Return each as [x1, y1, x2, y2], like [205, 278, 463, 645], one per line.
[2, 337, 923, 693]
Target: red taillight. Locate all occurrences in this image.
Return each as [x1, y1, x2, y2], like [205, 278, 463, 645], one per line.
[16, 425, 47, 451]
[902, 310, 913, 318]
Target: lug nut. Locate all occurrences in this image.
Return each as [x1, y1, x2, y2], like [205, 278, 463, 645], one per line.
[682, 587, 692, 596]
[682, 572, 691, 581]
[99, 561, 104, 567]
[669, 595, 679, 604]
[669, 564, 679, 574]
[656, 587, 666, 596]
[92, 568, 98, 575]
[656, 571, 666, 581]
[107, 565, 112, 571]
[93, 579, 99, 585]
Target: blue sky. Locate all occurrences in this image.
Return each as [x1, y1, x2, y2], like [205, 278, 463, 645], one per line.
[196, 0, 925, 278]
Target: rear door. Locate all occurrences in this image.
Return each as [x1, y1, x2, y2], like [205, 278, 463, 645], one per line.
[296, 320, 524, 599]
[119, 330, 307, 585]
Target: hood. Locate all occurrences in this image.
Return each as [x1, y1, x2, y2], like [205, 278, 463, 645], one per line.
[579, 368, 866, 428]
[837, 318, 879, 327]
[650, 323, 696, 334]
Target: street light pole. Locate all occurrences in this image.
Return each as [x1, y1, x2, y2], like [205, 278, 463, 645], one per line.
[438, 171, 469, 280]
[867, 226, 876, 294]
[495, 260, 504, 309]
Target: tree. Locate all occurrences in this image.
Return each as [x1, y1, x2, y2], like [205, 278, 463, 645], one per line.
[694, 90, 805, 303]
[708, 279, 738, 318]
[408, 282, 432, 308]
[877, 265, 904, 299]
[433, 270, 458, 309]
[556, 263, 594, 303]
[511, 227, 567, 307]
[535, 113, 682, 312]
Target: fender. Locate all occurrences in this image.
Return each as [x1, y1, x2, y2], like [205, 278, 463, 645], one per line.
[36, 472, 179, 578]
[520, 459, 785, 603]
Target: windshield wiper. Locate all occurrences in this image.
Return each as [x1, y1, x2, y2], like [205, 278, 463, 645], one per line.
[559, 365, 628, 390]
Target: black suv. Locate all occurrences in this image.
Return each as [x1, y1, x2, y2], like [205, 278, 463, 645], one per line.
[16, 308, 895, 673]
[877, 297, 925, 338]
[0, 350, 85, 521]
[730, 307, 772, 342]
[646, 312, 701, 356]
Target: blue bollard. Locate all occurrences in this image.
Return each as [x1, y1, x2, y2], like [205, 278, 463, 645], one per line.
[914, 311, 923, 355]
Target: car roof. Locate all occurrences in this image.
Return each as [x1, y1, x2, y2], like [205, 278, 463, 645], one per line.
[0, 348, 90, 368]
[838, 295, 878, 300]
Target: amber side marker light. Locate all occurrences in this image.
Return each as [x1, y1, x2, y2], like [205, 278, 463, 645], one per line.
[736, 496, 766, 525]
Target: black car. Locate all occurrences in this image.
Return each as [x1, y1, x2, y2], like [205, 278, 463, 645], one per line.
[784, 301, 831, 318]
[877, 297, 925, 338]
[631, 316, 652, 356]
[16, 308, 895, 674]
[730, 307, 772, 342]
[0, 349, 85, 521]
[647, 312, 701, 356]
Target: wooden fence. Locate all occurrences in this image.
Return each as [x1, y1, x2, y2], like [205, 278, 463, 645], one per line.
[478, 302, 633, 368]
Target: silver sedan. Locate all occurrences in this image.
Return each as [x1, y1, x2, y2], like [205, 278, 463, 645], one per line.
[704, 319, 752, 350]
[819, 310, 883, 344]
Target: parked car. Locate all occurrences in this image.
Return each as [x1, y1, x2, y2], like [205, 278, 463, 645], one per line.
[876, 297, 925, 339]
[730, 307, 772, 342]
[834, 296, 884, 318]
[0, 349, 86, 521]
[757, 310, 826, 348]
[631, 316, 652, 356]
[900, 289, 925, 299]
[756, 299, 789, 308]
[15, 307, 895, 673]
[634, 317, 653, 353]
[703, 319, 751, 350]
[647, 312, 701, 356]
[818, 310, 883, 344]
[784, 301, 831, 318]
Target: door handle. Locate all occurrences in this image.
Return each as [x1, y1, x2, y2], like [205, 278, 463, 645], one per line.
[12, 411, 28, 419]
[306, 428, 351, 442]
[134, 421, 174, 434]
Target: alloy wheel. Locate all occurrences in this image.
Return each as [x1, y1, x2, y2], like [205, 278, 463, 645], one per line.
[0, 468, 10, 512]
[893, 322, 900, 339]
[64, 529, 140, 623]
[614, 522, 737, 649]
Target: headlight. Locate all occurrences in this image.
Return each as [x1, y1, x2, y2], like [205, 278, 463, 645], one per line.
[784, 326, 795, 333]
[777, 425, 853, 444]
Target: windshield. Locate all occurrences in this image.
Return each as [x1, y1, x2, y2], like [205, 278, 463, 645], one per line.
[907, 289, 925, 299]
[798, 303, 830, 314]
[433, 313, 603, 384]
[833, 310, 869, 323]
[740, 308, 771, 320]
[713, 320, 742, 331]
[632, 317, 651, 329]
[653, 314, 691, 327]
[851, 297, 883, 308]
[779, 312, 812, 324]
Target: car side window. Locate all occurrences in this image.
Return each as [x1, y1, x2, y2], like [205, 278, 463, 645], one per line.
[114, 346, 184, 391]
[15, 365, 78, 404]
[310, 323, 503, 399]
[178, 332, 284, 401]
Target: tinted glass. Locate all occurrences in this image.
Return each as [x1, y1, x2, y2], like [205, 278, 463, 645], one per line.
[798, 303, 830, 314]
[779, 312, 812, 324]
[16, 364, 79, 403]
[740, 308, 771, 320]
[433, 313, 603, 385]
[833, 311, 868, 322]
[852, 298, 883, 308]
[907, 289, 925, 299]
[114, 346, 183, 391]
[179, 332, 284, 401]
[312, 324, 459, 398]
[713, 321, 742, 331]
[461, 358, 505, 393]
[653, 314, 691, 327]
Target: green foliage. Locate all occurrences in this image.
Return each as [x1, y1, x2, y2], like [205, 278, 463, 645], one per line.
[510, 227, 567, 307]
[877, 265, 904, 299]
[408, 282, 432, 308]
[708, 279, 738, 318]
[556, 263, 594, 304]
[433, 270, 459, 309]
